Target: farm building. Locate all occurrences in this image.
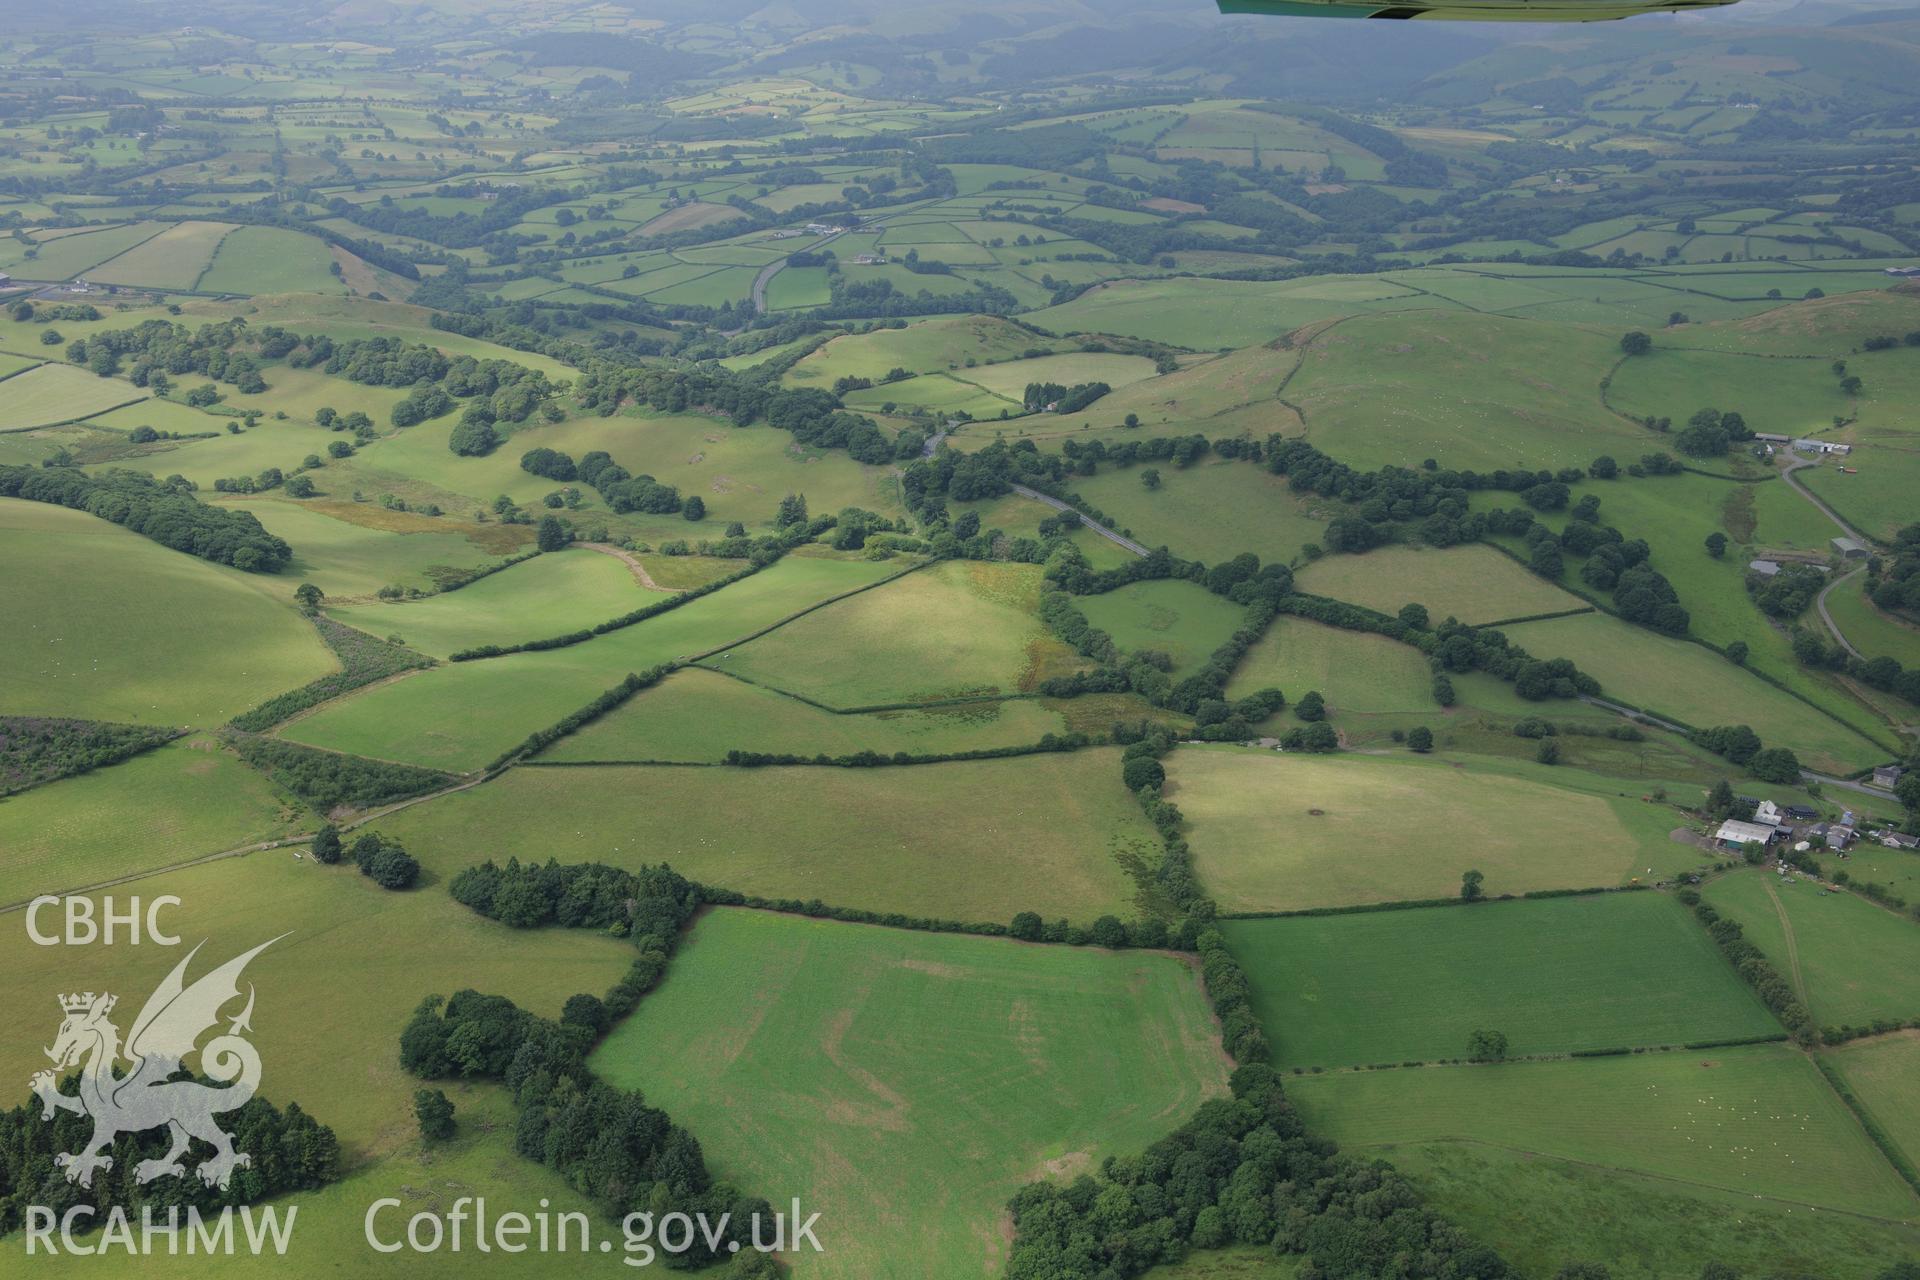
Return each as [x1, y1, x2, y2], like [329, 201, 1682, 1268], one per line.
[1885, 266, 1920, 277]
[1715, 819, 1780, 851]
[1873, 765, 1905, 790]
[1796, 440, 1852, 456]
[1754, 800, 1784, 826]
[1752, 432, 1791, 444]
[1832, 537, 1869, 559]
[1878, 831, 1920, 850]
[1748, 559, 1782, 577]
[852, 253, 887, 265]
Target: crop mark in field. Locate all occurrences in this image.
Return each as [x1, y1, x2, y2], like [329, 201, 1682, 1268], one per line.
[1762, 876, 1810, 1006]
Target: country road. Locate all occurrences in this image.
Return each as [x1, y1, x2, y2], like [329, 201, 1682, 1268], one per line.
[746, 226, 847, 322]
[1010, 484, 1148, 557]
[1815, 566, 1866, 659]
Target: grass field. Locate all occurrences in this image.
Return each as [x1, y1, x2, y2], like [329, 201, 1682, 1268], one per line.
[87, 219, 232, 290]
[1288, 1044, 1920, 1228]
[218, 496, 524, 602]
[1799, 445, 1920, 544]
[1502, 612, 1888, 774]
[1825, 1031, 1920, 1178]
[590, 908, 1229, 1280]
[705, 560, 1083, 706]
[1226, 616, 1438, 717]
[1026, 275, 1435, 349]
[1066, 462, 1333, 567]
[1170, 748, 1706, 913]
[0, 498, 336, 726]
[1077, 579, 1249, 676]
[1702, 870, 1920, 1033]
[1825, 573, 1920, 670]
[376, 750, 1157, 925]
[327, 548, 648, 658]
[0, 737, 302, 906]
[197, 224, 345, 295]
[1294, 545, 1587, 626]
[0, 850, 633, 1171]
[1380, 1138, 1920, 1280]
[538, 666, 1078, 761]
[1218, 892, 1780, 1066]
[784, 315, 1053, 389]
[283, 554, 900, 770]
[0, 361, 144, 430]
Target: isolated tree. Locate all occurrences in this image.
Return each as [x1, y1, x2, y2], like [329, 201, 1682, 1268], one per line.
[294, 582, 324, 612]
[1704, 532, 1727, 558]
[1140, 467, 1162, 491]
[726, 521, 746, 537]
[414, 1088, 455, 1141]
[1706, 778, 1735, 818]
[1620, 331, 1652, 357]
[1460, 869, 1485, 903]
[1536, 738, 1561, 765]
[1295, 690, 1326, 722]
[1466, 1028, 1508, 1062]
[1840, 375, 1863, 397]
[285, 475, 317, 498]
[775, 492, 808, 528]
[1408, 726, 1434, 753]
[536, 515, 568, 552]
[682, 495, 705, 521]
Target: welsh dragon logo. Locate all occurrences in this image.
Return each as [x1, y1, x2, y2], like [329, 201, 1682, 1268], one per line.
[30, 937, 283, 1191]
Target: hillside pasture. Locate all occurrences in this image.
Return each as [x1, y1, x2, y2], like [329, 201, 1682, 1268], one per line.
[0, 362, 145, 430]
[1702, 870, 1920, 1033]
[1170, 748, 1702, 914]
[705, 559, 1082, 706]
[1287, 1045, 1919, 1223]
[376, 749, 1157, 925]
[280, 555, 903, 770]
[326, 549, 648, 659]
[591, 908, 1228, 1280]
[1294, 545, 1588, 626]
[196, 225, 345, 295]
[1077, 579, 1249, 677]
[1502, 612, 1887, 774]
[783, 314, 1052, 389]
[0, 498, 336, 726]
[0, 738, 302, 907]
[1825, 1031, 1920, 1179]
[1218, 891, 1779, 1067]
[87, 219, 232, 290]
[1066, 461, 1333, 567]
[538, 666, 1074, 762]
[1225, 615, 1434, 717]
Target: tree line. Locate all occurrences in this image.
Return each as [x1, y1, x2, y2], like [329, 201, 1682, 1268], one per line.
[0, 465, 291, 572]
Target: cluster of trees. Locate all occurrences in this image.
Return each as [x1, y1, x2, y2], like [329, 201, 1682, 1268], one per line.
[1867, 524, 1920, 617]
[64, 317, 268, 394]
[0, 715, 176, 797]
[309, 829, 420, 889]
[1022, 380, 1110, 414]
[0, 465, 292, 572]
[0, 1092, 340, 1234]
[1671, 408, 1752, 459]
[1748, 562, 1826, 620]
[1792, 628, 1920, 710]
[224, 733, 453, 812]
[1689, 725, 1802, 785]
[1004, 1064, 1511, 1280]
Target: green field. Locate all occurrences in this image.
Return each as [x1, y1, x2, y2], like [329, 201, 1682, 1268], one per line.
[1226, 615, 1436, 717]
[1171, 748, 1705, 913]
[1294, 545, 1587, 626]
[220, 496, 526, 602]
[705, 560, 1082, 706]
[1287, 311, 1646, 472]
[1826, 1031, 1920, 1178]
[591, 908, 1229, 1280]
[1288, 1044, 1920, 1235]
[282, 554, 899, 770]
[0, 850, 632, 1179]
[1219, 892, 1780, 1067]
[1027, 275, 1435, 349]
[1825, 573, 1920, 669]
[0, 361, 145, 429]
[785, 315, 1054, 389]
[1502, 612, 1888, 774]
[0, 498, 336, 726]
[1702, 870, 1920, 1033]
[0, 738, 302, 906]
[1066, 462, 1333, 567]
[539, 666, 1081, 761]
[1077, 578, 1249, 677]
[328, 548, 650, 658]
[196, 224, 345, 295]
[87, 219, 233, 290]
[1800, 446, 1920, 544]
[376, 749, 1156, 925]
